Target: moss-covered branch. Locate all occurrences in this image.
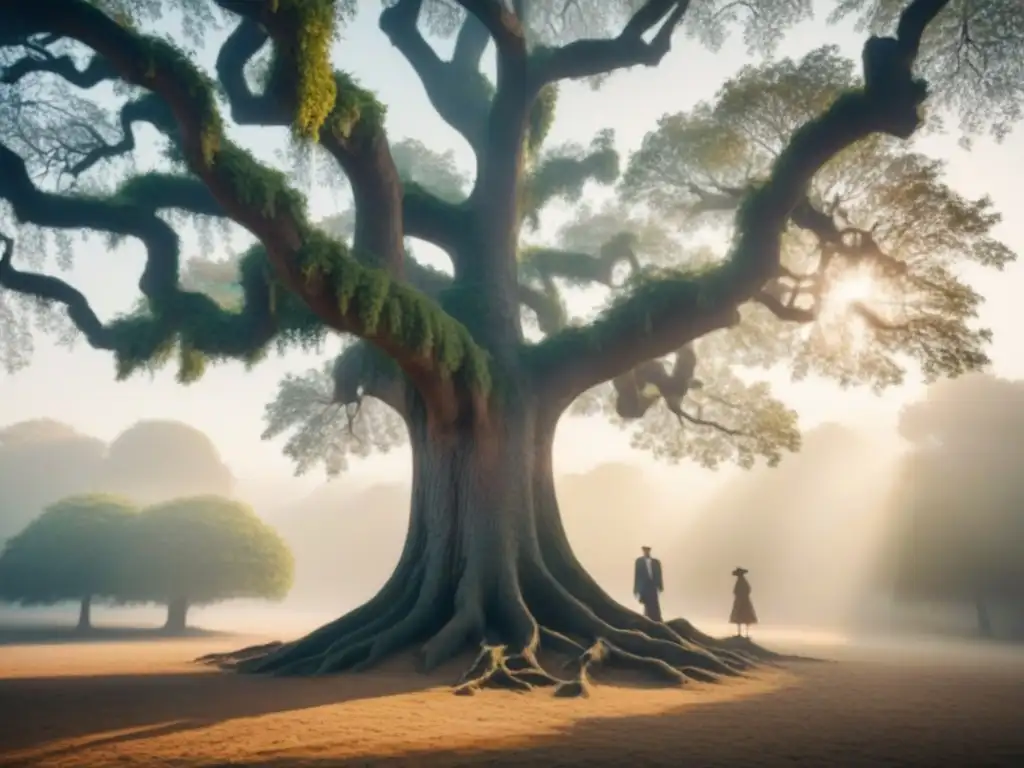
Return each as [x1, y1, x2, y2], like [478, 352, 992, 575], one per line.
[0, 141, 285, 380]
[533, 0, 690, 85]
[229, 1, 405, 274]
[113, 172, 222, 217]
[214, 12, 466, 260]
[521, 235, 641, 290]
[402, 182, 469, 256]
[4, 0, 492, 403]
[330, 340, 408, 417]
[530, 0, 950, 408]
[379, 0, 491, 154]
[521, 133, 619, 229]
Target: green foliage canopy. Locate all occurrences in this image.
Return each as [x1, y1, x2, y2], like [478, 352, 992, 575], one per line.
[622, 45, 1011, 387]
[0, 494, 137, 605]
[123, 495, 294, 607]
[0, 0, 1019, 480]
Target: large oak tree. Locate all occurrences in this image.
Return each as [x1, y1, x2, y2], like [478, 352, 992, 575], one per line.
[0, 0, 1019, 694]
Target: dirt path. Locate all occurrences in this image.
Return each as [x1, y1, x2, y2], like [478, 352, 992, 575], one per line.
[1, 634, 1022, 767]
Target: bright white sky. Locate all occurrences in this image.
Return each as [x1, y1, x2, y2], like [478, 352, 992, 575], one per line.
[1, 4, 1022, 504]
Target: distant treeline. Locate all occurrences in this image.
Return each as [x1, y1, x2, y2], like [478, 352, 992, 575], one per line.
[5, 374, 1024, 640]
[670, 373, 1024, 640]
[0, 418, 233, 544]
[0, 494, 292, 632]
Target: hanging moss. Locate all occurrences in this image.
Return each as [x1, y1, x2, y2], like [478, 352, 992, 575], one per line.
[526, 266, 714, 367]
[107, 313, 177, 381]
[527, 84, 558, 155]
[135, 36, 222, 166]
[294, 228, 491, 390]
[330, 71, 387, 140]
[264, 0, 338, 139]
[177, 343, 207, 384]
[213, 142, 308, 222]
[84, 19, 489, 393]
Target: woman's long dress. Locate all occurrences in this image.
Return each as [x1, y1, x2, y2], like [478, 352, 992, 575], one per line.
[729, 575, 758, 626]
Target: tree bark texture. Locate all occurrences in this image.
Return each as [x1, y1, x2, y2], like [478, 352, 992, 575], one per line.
[974, 593, 993, 639]
[202, 386, 778, 695]
[77, 595, 92, 632]
[165, 598, 189, 634]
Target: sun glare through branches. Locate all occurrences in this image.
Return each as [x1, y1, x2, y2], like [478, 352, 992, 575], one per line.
[818, 266, 893, 351]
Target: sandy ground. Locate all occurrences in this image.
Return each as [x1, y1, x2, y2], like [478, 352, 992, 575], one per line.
[1, 631, 1023, 767]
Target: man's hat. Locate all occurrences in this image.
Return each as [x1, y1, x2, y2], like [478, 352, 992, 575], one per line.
[732, 567, 748, 576]
[641, 545, 652, 551]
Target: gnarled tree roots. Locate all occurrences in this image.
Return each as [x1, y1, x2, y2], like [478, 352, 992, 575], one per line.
[197, 570, 787, 697]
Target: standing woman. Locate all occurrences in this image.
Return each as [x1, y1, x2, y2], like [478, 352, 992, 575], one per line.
[730, 567, 758, 638]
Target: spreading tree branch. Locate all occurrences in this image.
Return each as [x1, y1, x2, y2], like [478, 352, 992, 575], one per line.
[532, 0, 949, 409]
[521, 234, 641, 288]
[534, 0, 691, 85]
[65, 93, 178, 176]
[379, 0, 491, 153]
[610, 344, 749, 437]
[214, 17, 280, 125]
[754, 289, 816, 323]
[331, 341, 408, 418]
[691, 183, 909, 279]
[112, 173, 223, 216]
[0, 231, 117, 351]
[214, 12, 467, 260]
[456, 1, 524, 62]
[219, 2, 406, 274]
[611, 345, 698, 418]
[517, 282, 567, 334]
[0, 142, 280, 378]
[457, 0, 530, 255]
[3, 0, 491, 405]
[676, 407, 746, 437]
[521, 135, 619, 229]
[1, 48, 115, 88]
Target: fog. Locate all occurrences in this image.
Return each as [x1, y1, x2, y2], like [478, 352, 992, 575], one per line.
[3, 373, 1023, 644]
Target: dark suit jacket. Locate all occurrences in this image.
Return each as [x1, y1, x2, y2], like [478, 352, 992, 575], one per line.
[634, 556, 663, 599]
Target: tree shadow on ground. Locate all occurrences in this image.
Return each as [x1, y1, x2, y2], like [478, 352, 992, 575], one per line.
[0, 623, 227, 646]
[184, 660, 1024, 768]
[0, 658, 440, 758]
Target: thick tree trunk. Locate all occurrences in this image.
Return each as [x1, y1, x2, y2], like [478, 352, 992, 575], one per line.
[202, 392, 776, 695]
[77, 595, 92, 632]
[165, 598, 189, 634]
[974, 593, 993, 639]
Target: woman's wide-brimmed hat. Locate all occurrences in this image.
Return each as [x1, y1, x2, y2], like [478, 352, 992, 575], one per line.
[732, 567, 748, 576]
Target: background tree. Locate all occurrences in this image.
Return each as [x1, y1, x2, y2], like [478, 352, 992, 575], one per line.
[124, 495, 293, 633]
[0, 419, 106, 542]
[0, 0, 1019, 693]
[103, 420, 235, 504]
[0, 494, 137, 630]
[0, 418, 234, 543]
[880, 374, 1024, 639]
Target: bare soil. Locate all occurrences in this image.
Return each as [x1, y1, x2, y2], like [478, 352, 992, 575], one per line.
[1, 631, 1022, 767]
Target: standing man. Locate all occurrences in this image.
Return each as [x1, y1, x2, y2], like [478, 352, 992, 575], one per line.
[633, 545, 664, 622]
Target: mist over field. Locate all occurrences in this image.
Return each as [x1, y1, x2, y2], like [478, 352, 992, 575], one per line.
[3, 372, 1024, 645]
